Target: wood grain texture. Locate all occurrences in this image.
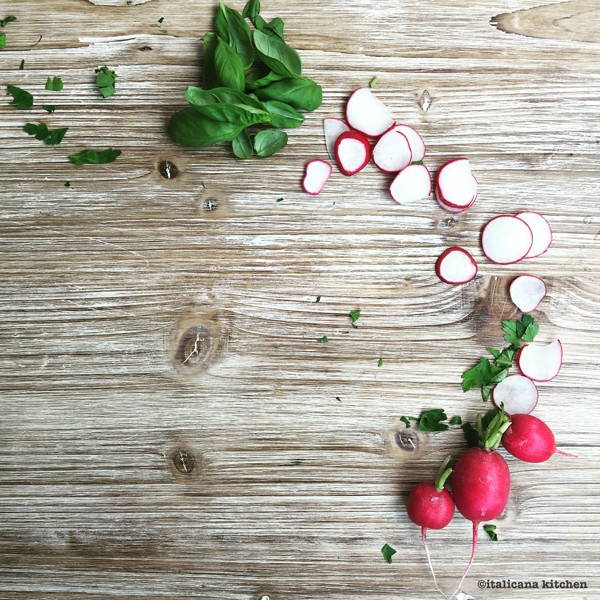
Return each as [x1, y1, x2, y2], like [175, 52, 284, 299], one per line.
[1, 1, 600, 599]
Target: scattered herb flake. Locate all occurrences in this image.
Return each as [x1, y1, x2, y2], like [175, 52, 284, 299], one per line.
[411, 160, 424, 165]
[24, 122, 68, 145]
[158, 17, 164, 23]
[0, 33, 6, 49]
[400, 416, 411, 428]
[19, 59, 24, 69]
[201, 182, 206, 188]
[0, 16, 17, 27]
[316, 296, 321, 302]
[64, 181, 71, 187]
[381, 543, 396, 564]
[43, 105, 55, 113]
[349, 309, 361, 328]
[95, 66, 117, 99]
[7, 85, 33, 109]
[450, 416, 462, 425]
[369, 76, 378, 88]
[68, 148, 122, 165]
[44, 127, 68, 146]
[378, 358, 383, 367]
[341, 331, 349, 334]
[317, 336, 328, 343]
[336, 397, 341, 402]
[45, 76, 63, 91]
[483, 524, 498, 541]
[276, 197, 284, 202]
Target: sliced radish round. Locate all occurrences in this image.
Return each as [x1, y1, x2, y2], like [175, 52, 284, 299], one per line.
[436, 159, 477, 210]
[345, 88, 395, 138]
[481, 215, 533, 264]
[372, 129, 412, 173]
[510, 275, 547, 312]
[517, 340, 563, 382]
[492, 375, 538, 415]
[516, 212, 552, 258]
[389, 164, 431, 204]
[435, 247, 478, 284]
[323, 118, 350, 162]
[435, 187, 476, 213]
[303, 160, 332, 195]
[394, 124, 426, 161]
[334, 131, 371, 176]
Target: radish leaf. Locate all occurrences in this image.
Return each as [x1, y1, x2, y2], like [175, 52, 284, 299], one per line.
[381, 543, 397, 564]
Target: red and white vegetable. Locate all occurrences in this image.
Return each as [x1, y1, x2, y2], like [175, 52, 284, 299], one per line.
[436, 159, 477, 213]
[481, 215, 533, 264]
[394, 124, 426, 162]
[517, 340, 563, 382]
[492, 375, 538, 415]
[334, 131, 371, 176]
[345, 88, 394, 137]
[323, 118, 350, 161]
[389, 164, 431, 204]
[303, 160, 332, 195]
[372, 129, 412, 173]
[510, 275, 547, 312]
[516, 212, 552, 258]
[435, 247, 477, 285]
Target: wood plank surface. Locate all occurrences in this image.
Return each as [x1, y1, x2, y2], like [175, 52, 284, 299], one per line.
[1, 0, 600, 599]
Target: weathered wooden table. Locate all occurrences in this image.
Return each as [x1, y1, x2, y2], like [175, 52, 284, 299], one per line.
[2, 1, 600, 598]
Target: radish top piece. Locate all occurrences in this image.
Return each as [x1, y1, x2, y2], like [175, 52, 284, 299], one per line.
[345, 88, 395, 137]
[436, 158, 477, 210]
[481, 215, 533, 264]
[323, 118, 350, 161]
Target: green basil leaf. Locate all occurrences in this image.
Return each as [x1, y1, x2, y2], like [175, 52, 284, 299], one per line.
[202, 32, 219, 90]
[169, 107, 246, 147]
[242, 0, 260, 19]
[253, 129, 288, 157]
[213, 37, 245, 92]
[263, 100, 304, 128]
[232, 128, 253, 159]
[7, 85, 33, 109]
[185, 86, 271, 126]
[255, 77, 322, 111]
[68, 148, 121, 165]
[266, 17, 284, 39]
[252, 14, 284, 40]
[215, 2, 254, 70]
[245, 66, 286, 90]
[253, 29, 301, 79]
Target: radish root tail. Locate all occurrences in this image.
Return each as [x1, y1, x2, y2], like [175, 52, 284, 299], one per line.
[421, 527, 447, 599]
[451, 521, 479, 599]
[555, 449, 578, 458]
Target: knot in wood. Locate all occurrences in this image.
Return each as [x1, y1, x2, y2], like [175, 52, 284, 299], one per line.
[158, 160, 179, 179]
[396, 429, 419, 452]
[174, 325, 210, 367]
[172, 449, 196, 475]
[202, 198, 219, 211]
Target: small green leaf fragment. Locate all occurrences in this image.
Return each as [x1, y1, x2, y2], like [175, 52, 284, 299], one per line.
[158, 17, 164, 23]
[450, 416, 462, 425]
[349, 310, 361, 327]
[317, 336, 328, 343]
[315, 296, 321, 302]
[276, 198, 284, 202]
[68, 148, 122, 165]
[378, 358, 383, 367]
[400, 416, 411, 428]
[95, 66, 117, 98]
[369, 76, 378, 88]
[411, 160, 424, 165]
[43, 105, 55, 113]
[65, 181, 70, 187]
[336, 397, 341, 402]
[0, 16, 17, 27]
[419, 409, 449, 432]
[381, 543, 397, 564]
[19, 59, 24, 69]
[45, 77, 63, 91]
[44, 127, 68, 146]
[483, 525, 498, 541]
[201, 182, 206, 188]
[24, 122, 49, 140]
[0, 33, 6, 49]
[7, 85, 33, 109]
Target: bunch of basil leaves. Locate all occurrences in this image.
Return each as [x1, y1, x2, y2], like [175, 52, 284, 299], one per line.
[169, 0, 322, 158]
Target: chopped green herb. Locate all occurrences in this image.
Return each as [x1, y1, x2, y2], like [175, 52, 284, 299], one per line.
[24, 122, 68, 145]
[450, 415, 462, 426]
[349, 309, 361, 328]
[276, 197, 284, 202]
[201, 182, 206, 188]
[45, 76, 63, 91]
[0, 16, 17, 27]
[336, 397, 341, 401]
[419, 408, 449, 432]
[158, 17, 164, 23]
[381, 543, 397, 564]
[19, 59, 24, 69]
[68, 148, 122, 165]
[315, 296, 321, 302]
[369, 76, 378, 88]
[43, 105, 55, 113]
[378, 358, 383, 367]
[95, 66, 117, 99]
[7, 86, 33, 109]
[400, 416, 411, 428]
[44, 127, 68, 146]
[502, 314, 538, 346]
[341, 331, 349, 334]
[317, 336, 328, 343]
[64, 181, 71, 187]
[411, 160, 424, 165]
[0, 33, 6, 49]
[483, 524, 498, 541]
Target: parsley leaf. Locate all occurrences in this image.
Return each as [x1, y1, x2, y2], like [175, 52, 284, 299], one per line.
[45, 77, 63, 91]
[381, 543, 397, 564]
[378, 358, 383, 367]
[24, 122, 68, 145]
[95, 66, 117, 99]
[450, 415, 462, 425]
[7, 85, 33, 109]
[483, 524, 498, 541]
[44, 127, 68, 146]
[400, 416, 411, 428]
[68, 148, 122, 165]
[461, 422, 479, 447]
[0, 16, 16, 27]
[317, 336, 328, 343]
[19, 59, 24, 69]
[315, 296, 321, 302]
[43, 105, 55, 113]
[64, 181, 71, 187]
[0, 33, 6, 49]
[369, 76, 378, 88]
[502, 315, 538, 346]
[349, 309, 361, 328]
[419, 408, 449, 432]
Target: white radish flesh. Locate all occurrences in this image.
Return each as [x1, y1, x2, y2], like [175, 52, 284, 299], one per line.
[335, 131, 371, 176]
[435, 188, 475, 213]
[345, 88, 395, 137]
[516, 212, 552, 258]
[493, 375, 538, 415]
[510, 275, 547, 312]
[436, 159, 477, 210]
[395, 124, 426, 161]
[372, 129, 412, 173]
[435, 247, 478, 285]
[323, 118, 350, 161]
[481, 215, 533, 264]
[517, 341, 563, 382]
[389, 164, 431, 204]
[303, 160, 332, 195]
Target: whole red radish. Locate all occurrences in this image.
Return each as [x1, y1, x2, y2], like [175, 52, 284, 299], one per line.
[502, 413, 577, 463]
[451, 408, 512, 597]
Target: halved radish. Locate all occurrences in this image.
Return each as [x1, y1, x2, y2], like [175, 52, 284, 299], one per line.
[303, 160, 332, 195]
[324, 118, 350, 161]
[345, 88, 395, 138]
[436, 159, 477, 211]
[516, 212, 552, 258]
[334, 131, 371, 176]
[517, 340, 563, 382]
[390, 164, 431, 204]
[435, 247, 478, 285]
[481, 215, 533, 264]
[395, 124, 426, 162]
[492, 375, 538, 415]
[372, 129, 412, 173]
[435, 187, 475, 213]
[510, 275, 547, 312]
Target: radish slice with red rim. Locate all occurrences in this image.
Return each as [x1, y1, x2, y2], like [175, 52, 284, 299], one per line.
[481, 215, 533, 264]
[345, 88, 395, 137]
[516, 211, 552, 258]
[517, 340, 563, 382]
[323, 118, 350, 161]
[436, 159, 477, 210]
[510, 275, 547, 312]
[303, 160, 332, 195]
[334, 131, 371, 176]
[435, 187, 476, 213]
[372, 129, 412, 173]
[435, 247, 478, 284]
[390, 164, 431, 204]
[394, 124, 426, 162]
[492, 375, 538, 415]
